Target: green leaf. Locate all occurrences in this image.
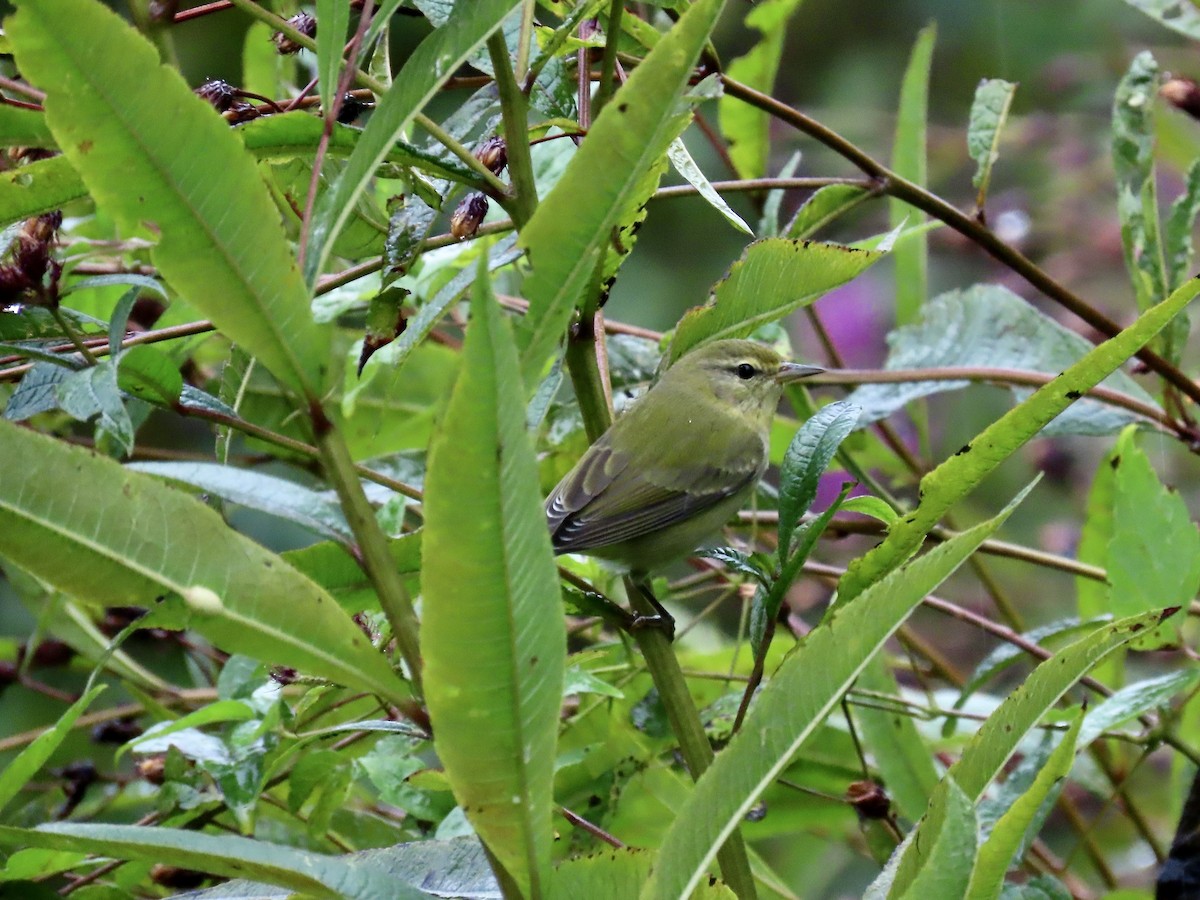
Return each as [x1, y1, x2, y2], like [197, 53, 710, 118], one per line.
[667, 238, 887, 362]
[848, 287, 1162, 438]
[0, 685, 105, 817]
[1166, 159, 1200, 290]
[777, 400, 860, 557]
[284, 532, 421, 609]
[127, 461, 354, 544]
[55, 362, 134, 455]
[555, 847, 733, 898]
[243, 20, 290, 99]
[666, 138, 752, 235]
[887, 608, 1173, 893]
[315, 0, 350, 119]
[840, 494, 898, 525]
[838, 274, 1200, 603]
[716, 0, 804, 181]
[999, 875, 1073, 899]
[1121, 0, 1200, 39]
[1106, 427, 1199, 644]
[965, 712, 1082, 899]
[1076, 446, 1120, 685]
[896, 777, 978, 900]
[967, 78, 1017, 202]
[0, 104, 55, 148]
[517, 0, 723, 386]
[642, 487, 1028, 900]
[951, 617, 1109, 722]
[855, 656, 941, 822]
[1079, 669, 1200, 746]
[890, 24, 935, 325]
[785, 183, 872, 239]
[116, 345, 183, 406]
[345, 236, 522, 415]
[3, 361, 72, 421]
[123, 700, 257, 760]
[421, 266, 566, 897]
[7, 0, 329, 397]
[1163, 158, 1200, 361]
[242, 111, 477, 183]
[152, 836, 498, 900]
[305, 0, 520, 283]
[1113, 53, 1168, 318]
[5, 581, 167, 691]
[0, 155, 87, 227]
[0, 421, 409, 704]
[0, 825, 421, 900]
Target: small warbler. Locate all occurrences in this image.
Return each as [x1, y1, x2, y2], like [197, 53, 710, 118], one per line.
[545, 339, 823, 574]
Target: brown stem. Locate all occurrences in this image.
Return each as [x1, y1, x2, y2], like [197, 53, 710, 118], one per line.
[719, 74, 1200, 409]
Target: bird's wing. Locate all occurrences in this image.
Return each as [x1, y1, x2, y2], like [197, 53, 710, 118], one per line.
[546, 425, 764, 553]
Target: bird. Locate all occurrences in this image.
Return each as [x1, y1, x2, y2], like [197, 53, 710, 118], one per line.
[545, 339, 823, 597]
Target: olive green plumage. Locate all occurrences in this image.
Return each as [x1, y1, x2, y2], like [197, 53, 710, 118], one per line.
[545, 339, 822, 572]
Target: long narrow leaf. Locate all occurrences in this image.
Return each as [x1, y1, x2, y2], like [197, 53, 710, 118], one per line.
[668, 238, 887, 362]
[967, 78, 1017, 205]
[0, 686, 105, 816]
[890, 25, 935, 325]
[643, 484, 1032, 900]
[305, 0, 520, 284]
[0, 825, 421, 900]
[0, 421, 409, 705]
[8, 0, 328, 397]
[887, 607, 1174, 893]
[517, 0, 724, 387]
[964, 712, 1082, 899]
[422, 267, 565, 897]
[839, 274, 1200, 602]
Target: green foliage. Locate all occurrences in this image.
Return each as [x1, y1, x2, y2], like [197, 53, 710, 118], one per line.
[847, 284, 1161, 436]
[421, 269, 565, 896]
[890, 25, 935, 326]
[1, 2, 1199, 897]
[967, 78, 1017, 202]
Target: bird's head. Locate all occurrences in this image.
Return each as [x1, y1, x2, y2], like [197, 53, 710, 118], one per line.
[664, 339, 823, 428]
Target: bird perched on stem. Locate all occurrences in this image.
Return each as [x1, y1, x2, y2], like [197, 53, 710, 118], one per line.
[545, 339, 822, 630]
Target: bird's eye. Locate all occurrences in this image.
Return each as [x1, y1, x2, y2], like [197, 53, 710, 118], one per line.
[735, 363, 756, 380]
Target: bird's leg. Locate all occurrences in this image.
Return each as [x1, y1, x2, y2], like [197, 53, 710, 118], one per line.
[625, 575, 676, 642]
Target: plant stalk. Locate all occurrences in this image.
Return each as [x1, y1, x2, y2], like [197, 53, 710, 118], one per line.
[311, 410, 423, 695]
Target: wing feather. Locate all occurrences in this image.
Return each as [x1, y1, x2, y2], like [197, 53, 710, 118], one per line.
[546, 419, 765, 553]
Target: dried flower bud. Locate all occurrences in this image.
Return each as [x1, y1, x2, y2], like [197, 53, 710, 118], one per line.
[100, 606, 145, 636]
[149, 865, 206, 889]
[337, 92, 372, 124]
[136, 755, 167, 785]
[10, 146, 56, 163]
[224, 100, 262, 125]
[1162, 77, 1200, 120]
[450, 193, 488, 239]
[846, 780, 891, 820]
[475, 136, 508, 174]
[195, 78, 236, 112]
[20, 638, 74, 669]
[57, 761, 97, 819]
[91, 717, 143, 745]
[274, 12, 316, 54]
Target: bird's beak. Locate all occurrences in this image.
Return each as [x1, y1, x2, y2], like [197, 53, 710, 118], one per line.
[775, 363, 825, 384]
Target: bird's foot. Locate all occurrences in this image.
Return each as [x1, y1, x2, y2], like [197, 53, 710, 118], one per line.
[629, 612, 676, 642]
